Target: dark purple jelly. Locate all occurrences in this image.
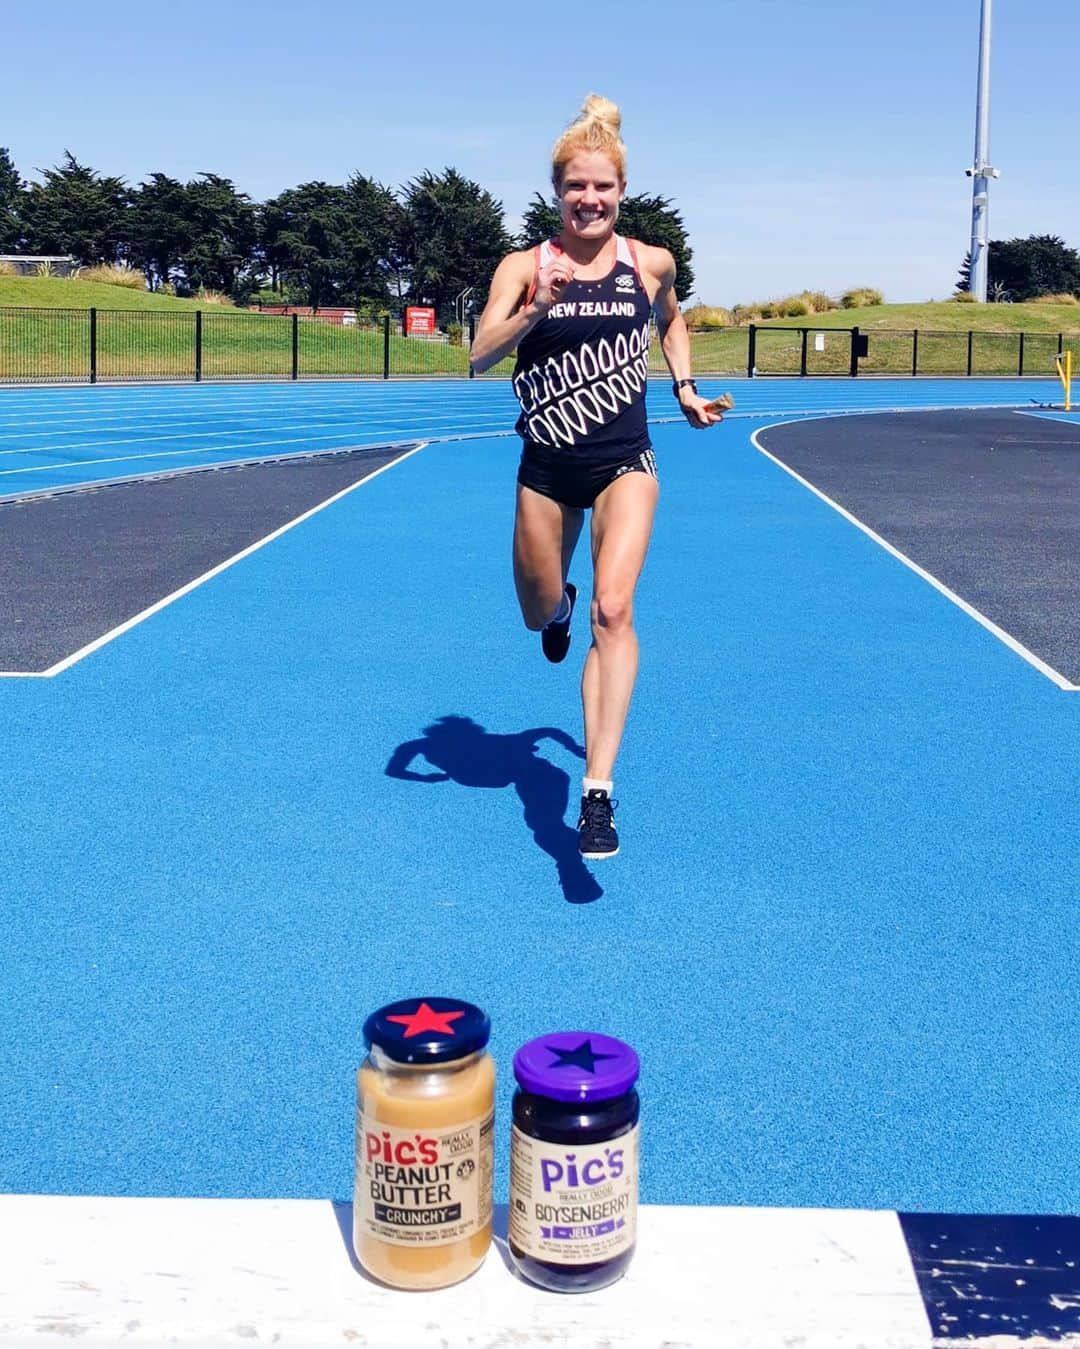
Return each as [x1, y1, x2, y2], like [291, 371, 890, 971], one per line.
[508, 1032, 640, 1293]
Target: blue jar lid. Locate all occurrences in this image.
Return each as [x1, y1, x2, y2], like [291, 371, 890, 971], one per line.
[364, 997, 491, 1065]
[513, 1031, 639, 1103]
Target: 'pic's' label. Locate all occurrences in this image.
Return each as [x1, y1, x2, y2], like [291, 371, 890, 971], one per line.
[509, 1124, 639, 1264]
[354, 1112, 493, 1247]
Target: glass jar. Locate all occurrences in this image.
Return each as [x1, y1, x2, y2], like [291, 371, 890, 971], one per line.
[508, 1031, 640, 1292]
[353, 997, 494, 1290]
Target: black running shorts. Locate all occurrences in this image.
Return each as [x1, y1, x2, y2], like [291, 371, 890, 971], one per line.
[517, 443, 658, 510]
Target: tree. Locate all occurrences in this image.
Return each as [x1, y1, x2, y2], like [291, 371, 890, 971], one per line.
[343, 174, 408, 308]
[957, 235, 1080, 301]
[401, 168, 512, 319]
[255, 197, 290, 295]
[259, 182, 352, 308]
[519, 192, 560, 246]
[991, 235, 1080, 301]
[176, 174, 258, 298]
[20, 152, 129, 263]
[0, 147, 24, 253]
[127, 174, 192, 290]
[518, 190, 695, 300]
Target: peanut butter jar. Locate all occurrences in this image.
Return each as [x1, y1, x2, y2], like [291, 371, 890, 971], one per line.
[353, 997, 494, 1290]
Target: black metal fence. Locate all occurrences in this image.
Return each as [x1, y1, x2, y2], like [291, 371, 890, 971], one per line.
[694, 324, 1080, 378]
[0, 309, 492, 384]
[1, 306, 1078, 383]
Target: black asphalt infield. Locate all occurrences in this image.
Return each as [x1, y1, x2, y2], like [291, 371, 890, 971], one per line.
[0, 444, 418, 674]
[757, 409, 1079, 686]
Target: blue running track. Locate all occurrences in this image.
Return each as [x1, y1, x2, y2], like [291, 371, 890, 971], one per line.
[1, 378, 1077, 1217]
[0, 376, 1066, 497]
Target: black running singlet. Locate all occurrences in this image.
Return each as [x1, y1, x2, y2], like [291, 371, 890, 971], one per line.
[513, 236, 652, 459]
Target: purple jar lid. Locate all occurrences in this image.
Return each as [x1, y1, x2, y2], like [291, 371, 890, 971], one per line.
[513, 1031, 640, 1103]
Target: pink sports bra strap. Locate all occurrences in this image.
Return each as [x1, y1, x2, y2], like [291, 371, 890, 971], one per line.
[620, 236, 643, 287]
[525, 236, 640, 304]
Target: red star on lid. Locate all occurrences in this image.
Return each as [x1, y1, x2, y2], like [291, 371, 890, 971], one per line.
[386, 1002, 466, 1038]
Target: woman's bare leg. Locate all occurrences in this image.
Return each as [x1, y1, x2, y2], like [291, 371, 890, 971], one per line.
[580, 471, 659, 780]
[512, 483, 584, 629]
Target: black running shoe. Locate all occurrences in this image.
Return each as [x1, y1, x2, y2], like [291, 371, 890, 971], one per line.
[578, 788, 619, 859]
[541, 582, 577, 664]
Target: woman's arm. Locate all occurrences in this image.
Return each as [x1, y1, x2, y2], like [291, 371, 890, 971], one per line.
[385, 742, 450, 782]
[535, 727, 587, 759]
[642, 244, 725, 430]
[468, 249, 575, 374]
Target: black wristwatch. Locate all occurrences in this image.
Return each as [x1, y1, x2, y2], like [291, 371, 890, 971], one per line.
[673, 378, 698, 397]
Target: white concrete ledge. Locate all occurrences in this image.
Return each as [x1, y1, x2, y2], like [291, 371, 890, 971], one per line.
[0, 1195, 931, 1348]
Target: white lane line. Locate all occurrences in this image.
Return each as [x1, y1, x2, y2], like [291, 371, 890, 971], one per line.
[0, 443, 428, 679]
[0, 412, 511, 478]
[0, 404, 512, 437]
[0, 382, 511, 408]
[0, 385, 520, 424]
[0, 397, 519, 433]
[0, 387, 1040, 450]
[0, 439, 427, 504]
[1014, 409, 1080, 425]
[0, 377, 1051, 411]
[0, 383, 509, 412]
[0, 405, 511, 453]
[749, 420, 1078, 692]
[0, 429, 434, 478]
[0, 405, 503, 457]
[0, 400, 1035, 488]
[0, 426, 516, 502]
[0, 382, 1052, 441]
[649, 399, 1038, 433]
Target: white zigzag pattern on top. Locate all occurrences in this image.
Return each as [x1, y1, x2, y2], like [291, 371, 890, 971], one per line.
[516, 322, 652, 448]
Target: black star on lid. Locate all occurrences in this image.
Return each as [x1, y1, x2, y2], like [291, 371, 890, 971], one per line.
[547, 1038, 617, 1074]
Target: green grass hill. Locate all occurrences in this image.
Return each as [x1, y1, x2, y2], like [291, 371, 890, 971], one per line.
[753, 300, 1080, 335]
[0, 276, 226, 311]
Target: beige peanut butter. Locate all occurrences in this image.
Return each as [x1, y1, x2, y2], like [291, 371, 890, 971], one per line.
[353, 1038, 494, 1290]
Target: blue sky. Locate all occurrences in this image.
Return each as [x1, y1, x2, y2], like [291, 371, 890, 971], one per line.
[4, 0, 1077, 304]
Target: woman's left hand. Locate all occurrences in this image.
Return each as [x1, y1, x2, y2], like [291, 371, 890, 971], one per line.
[678, 391, 726, 429]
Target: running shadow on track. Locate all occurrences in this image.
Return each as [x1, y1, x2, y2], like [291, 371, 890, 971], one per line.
[385, 715, 602, 904]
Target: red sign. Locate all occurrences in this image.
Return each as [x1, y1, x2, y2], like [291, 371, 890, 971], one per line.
[405, 306, 436, 336]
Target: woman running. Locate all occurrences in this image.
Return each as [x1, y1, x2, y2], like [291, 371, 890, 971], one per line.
[469, 94, 725, 860]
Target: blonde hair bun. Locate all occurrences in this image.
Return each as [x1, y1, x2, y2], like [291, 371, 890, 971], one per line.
[551, 93, 627, 186]
[579, 93, 621, 135]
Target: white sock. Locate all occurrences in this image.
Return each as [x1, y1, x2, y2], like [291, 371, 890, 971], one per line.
[583, 777, 613, 796]
[546, 589, 571, 626]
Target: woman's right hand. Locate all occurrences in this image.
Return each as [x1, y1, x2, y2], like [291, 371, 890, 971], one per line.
[533, 258, 576, 311]
[470, 249, 571, 373]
